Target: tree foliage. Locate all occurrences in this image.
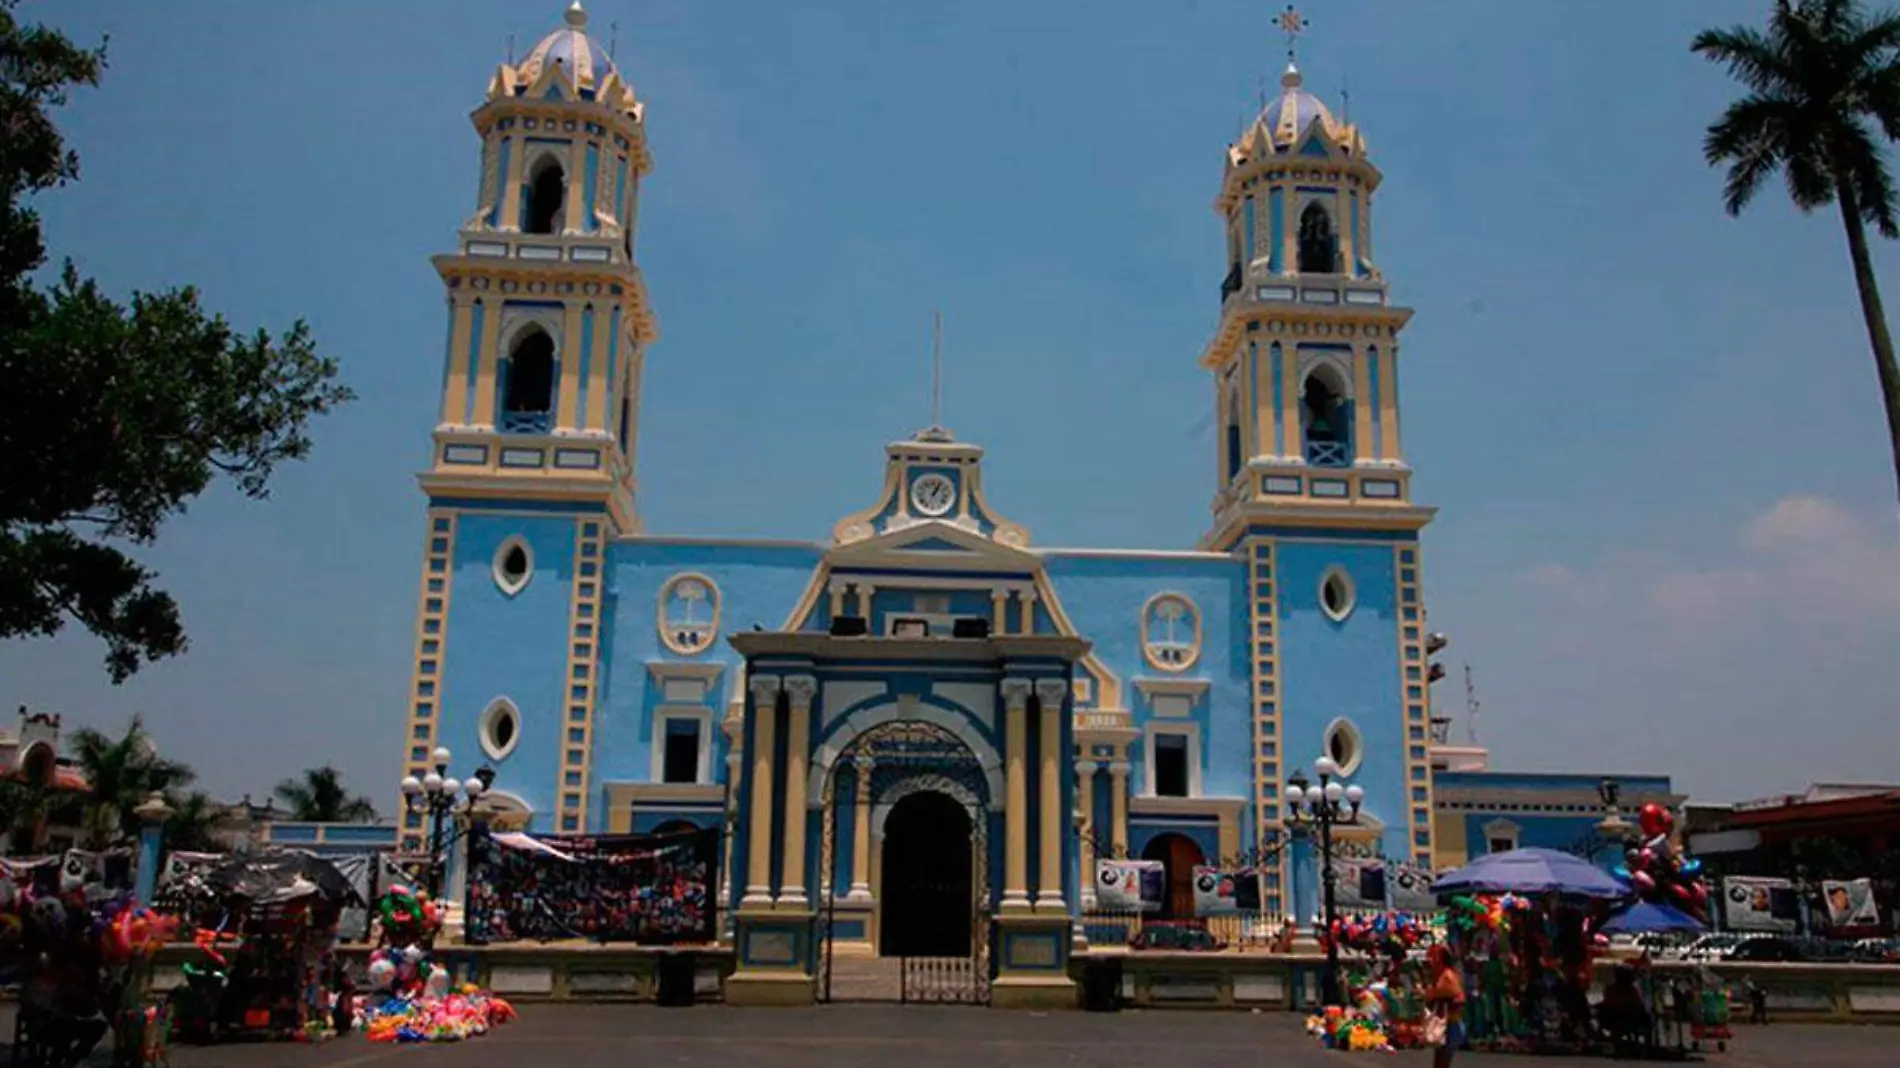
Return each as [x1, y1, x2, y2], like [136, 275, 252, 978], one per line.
[65, 714, 195, 848]
[274, 764, 378, 823]
[0, 0, 352, 681]
[1695, 0, 1900, 504]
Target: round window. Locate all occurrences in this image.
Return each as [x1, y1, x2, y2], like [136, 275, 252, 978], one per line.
[1323, 717, 1363, 776]
[480, 698, 522, 760]
[494, 537, 533, 596]
[1319, 566, 1355, 622]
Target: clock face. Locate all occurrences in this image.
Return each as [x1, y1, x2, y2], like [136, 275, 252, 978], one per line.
[910, 473, 956, 517]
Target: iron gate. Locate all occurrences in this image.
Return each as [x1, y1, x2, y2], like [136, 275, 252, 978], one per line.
[816, 720, 990, 1004]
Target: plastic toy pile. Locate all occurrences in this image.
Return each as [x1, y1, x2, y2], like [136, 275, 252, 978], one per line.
[356, 884, 516, 1044]
[1305, 980, 1429, 1051]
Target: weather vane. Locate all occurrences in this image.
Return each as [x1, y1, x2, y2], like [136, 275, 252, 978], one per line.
[1278, 5, 1308, 64]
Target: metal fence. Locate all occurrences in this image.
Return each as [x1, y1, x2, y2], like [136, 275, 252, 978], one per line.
[1081, 909, 1293, 952]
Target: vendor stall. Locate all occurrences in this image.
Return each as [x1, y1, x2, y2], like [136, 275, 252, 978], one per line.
[166, 850, 360, 1045]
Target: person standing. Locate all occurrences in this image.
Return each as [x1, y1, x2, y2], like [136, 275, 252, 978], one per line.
[1425, 945, 1467, 1068]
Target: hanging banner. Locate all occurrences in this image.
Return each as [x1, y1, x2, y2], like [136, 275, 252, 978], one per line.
[1822, 878, 1880, 930]
[1390, 863, 1438, 911]
[464, 826, 718, 944]
[1721, 876, 1800, 933]
[1192, 867, 1261, 915]
[1335, 857, 1388, 910]
[1094, 859, 1164, 913]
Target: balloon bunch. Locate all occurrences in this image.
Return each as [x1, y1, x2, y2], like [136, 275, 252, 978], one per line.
[1445, 893, 1527, 937]
[1614, 803, 1709, 919]
[375, 884, 443, 948]
[97, 896, 178, 964]
[366, 944, 452, 1002]
[1318, 912, 1433, 957]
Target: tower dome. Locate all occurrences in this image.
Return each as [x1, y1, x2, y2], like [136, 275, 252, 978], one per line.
[1258, 64, 1345, 149]
[516, 2, 620, 93]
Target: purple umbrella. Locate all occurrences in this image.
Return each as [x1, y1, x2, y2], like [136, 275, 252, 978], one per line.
[1433, 847, 1630, 900]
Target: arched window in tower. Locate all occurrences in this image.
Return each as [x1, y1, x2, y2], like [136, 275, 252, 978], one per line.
[1297, 202, 1339, 274]
[523, 157, 566, 235]
[499, 328, 556, 434]
[1301, 367, 1352, 467]
[1223, 374, 1243, 482]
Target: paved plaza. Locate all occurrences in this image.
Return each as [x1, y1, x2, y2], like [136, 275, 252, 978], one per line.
[6, 1004, 1882, 1068]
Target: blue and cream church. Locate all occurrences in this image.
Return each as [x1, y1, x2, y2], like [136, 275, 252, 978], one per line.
[397, 6, 1675, 1005]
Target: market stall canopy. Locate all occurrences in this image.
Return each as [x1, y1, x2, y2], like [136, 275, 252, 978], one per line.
[1600, 899, 1707, 935]
[198, 850, 361, 906]
[1433, 847, 1629, 900]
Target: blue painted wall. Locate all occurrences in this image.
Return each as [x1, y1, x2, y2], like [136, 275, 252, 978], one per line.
[594, 538, 822, 826]
[1273, 538, 1406, 857]
[1039, 551, 1250, 801]
[437, 511, 583, 831]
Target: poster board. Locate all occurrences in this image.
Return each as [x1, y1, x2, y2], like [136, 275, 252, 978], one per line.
[1721, 876, 1800, 933]
[1822, 878, 1880, 931]
[1390, 863, 1438, 912]
[1094, 859, 1164, 913]
[1335, 857, 1388, 910]
[1191, 867, 1262, 915]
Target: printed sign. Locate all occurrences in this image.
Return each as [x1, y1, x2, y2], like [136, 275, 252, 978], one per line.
[1192, 867, 1261, 915]
[1335, 858, 1388, 910]
[1390, 863, 1437, 911]
[1721, 876, 1800, 933]
[1095, 859, 1164, 913]
[1822, 878, 1880, 930]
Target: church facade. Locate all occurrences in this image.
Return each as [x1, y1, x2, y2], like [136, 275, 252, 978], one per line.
[395, 6, 1669, 1005]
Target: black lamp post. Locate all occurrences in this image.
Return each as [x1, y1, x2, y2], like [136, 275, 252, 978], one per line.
[1284, 755, 1365, 1007]
[400, 746, 497, 899]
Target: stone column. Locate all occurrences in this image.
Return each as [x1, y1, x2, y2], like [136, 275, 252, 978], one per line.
[779, 674, 818, 908]
[1001, 677, 1033, 910]
[827, 580, 847, 622]
[855, 583, 876, 620]
[720, 748, 742, 908]
[1016, 588, 1039, 636]
[849, 759, 874, 899]
[990, 588, 1009, 634]
[133, 792, 173, 906]
[742, 674, 781, 907]
[1034, 679, 1068, 911]
[1074, 759, 1099, 909]
[1108, 761, 1130, 857]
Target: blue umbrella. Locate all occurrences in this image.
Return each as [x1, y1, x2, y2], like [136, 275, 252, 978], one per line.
[1600, 900, 1707, 935]
[1433, 847, 1630, 900]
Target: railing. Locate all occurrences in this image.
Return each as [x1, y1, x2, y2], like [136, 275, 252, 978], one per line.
[899, 956, 985, 1004]
[1082, 910, 1292, 953]
[501, 410, 552, 434]
[1304, 440, 1350, 468]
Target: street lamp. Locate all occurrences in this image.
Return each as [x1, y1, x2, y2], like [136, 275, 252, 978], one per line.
[1284, 755, 1366, 1007]
[400, 746, 496, 899]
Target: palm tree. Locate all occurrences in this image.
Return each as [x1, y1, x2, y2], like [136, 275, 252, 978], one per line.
[1695, 0, 1900, 505]
[67, 715, 197, 848]
[162, 790, 227, 853]
[273, 765, 378, 823]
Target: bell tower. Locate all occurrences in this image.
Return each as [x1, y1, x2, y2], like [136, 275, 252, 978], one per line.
[421, 0, 656, 534]
[1199, 26, 1440, 900]
[1199, 58, 1430, 547]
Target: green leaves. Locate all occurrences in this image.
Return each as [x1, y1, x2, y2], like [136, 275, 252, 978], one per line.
[274, 765, 378, 823]
[0, 5, 351, 680]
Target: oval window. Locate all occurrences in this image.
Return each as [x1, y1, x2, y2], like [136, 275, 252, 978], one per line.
[1323, 718, 1363, 776]
[494, 537, 533, 596]
[1319, 566, 1355, 622]
[480, 698, 522, 760]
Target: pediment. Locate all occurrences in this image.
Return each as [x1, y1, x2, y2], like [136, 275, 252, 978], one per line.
[825, 519, 1040, 574]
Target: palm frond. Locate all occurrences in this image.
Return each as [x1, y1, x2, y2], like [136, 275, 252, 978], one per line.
[1842, 116, 1900, 235]
[1692, 25, 1798, 95]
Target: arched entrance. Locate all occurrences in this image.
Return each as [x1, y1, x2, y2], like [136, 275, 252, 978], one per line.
[816, 718, 991, 1004]
[879, 791, 972, 957]
[1142, 832, 1206, 920]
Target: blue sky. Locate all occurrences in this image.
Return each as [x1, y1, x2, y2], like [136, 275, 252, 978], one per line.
[5, 0, 1898, 808]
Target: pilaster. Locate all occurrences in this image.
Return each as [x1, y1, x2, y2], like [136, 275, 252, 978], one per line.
[1000, 677, 1032, 912]
[849, 759, 874, 899]
[778, 674, 817, 907]
[1075, 759, 1099, 909]
[741, 673, 781, 907]
[1108, 761, 1130, 857]
[1033, 678, 1068, 912]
